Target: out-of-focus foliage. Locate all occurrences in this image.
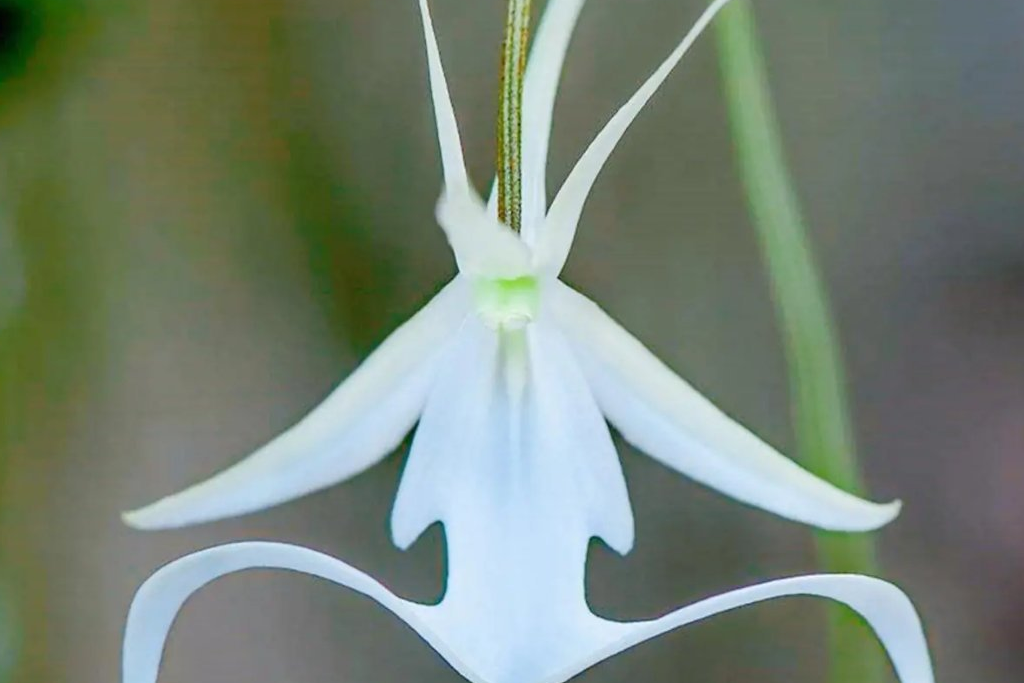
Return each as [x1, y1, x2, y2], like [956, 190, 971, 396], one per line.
[0, 0, 96, 113]
[0, 581, 19, 680]
[715, 4, 884, 681]
[0, 216, 23, 329]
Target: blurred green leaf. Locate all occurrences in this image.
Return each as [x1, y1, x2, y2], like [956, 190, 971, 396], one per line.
[0, 215, 25, 330]
[0, 581, 19, 681]
[715, 3, 887, 682]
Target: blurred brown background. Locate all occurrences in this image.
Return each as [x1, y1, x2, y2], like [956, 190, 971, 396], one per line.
[0, 0, 1021, 681]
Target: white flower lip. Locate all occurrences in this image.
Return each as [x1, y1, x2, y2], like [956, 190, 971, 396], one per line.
[121, 1, 934, 682]
[124, 542, 934, 683]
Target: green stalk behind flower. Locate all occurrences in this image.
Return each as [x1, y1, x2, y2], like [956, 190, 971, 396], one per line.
[497, 0, 532, 231]
[714, 3, 885, 682]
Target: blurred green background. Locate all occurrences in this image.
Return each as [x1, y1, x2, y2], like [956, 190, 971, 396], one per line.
[0, 0, 1021, 681]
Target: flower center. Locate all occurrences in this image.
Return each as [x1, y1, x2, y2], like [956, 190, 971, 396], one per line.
[473, 275, 540, 330]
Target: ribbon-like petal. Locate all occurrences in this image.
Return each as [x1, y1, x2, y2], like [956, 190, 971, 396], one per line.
[123, 543, 932, 683]
[121, 541, 486, 683]
[519, 0, 587, 239]
[417, 0, 470, 193]
[123, 279, 471, 530]
[536, 0, 736, 275]
[549, 573, 935, 683]
[418, 0, 532, 278]
[551, 281, 901, 531]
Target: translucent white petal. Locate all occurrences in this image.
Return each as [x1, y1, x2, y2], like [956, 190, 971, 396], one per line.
[486, 0, 588, 239]
[123, 278, 471, 530]
[123, 549, 932, 683]
[520, 0, 588, 239]
[528, 318, 634, 554]
[121, 542, 487, 683]
[436, 188, 533, 279]
[416, 0, 534, 278]
[417, 0, 470, 192]
[390, 316, 631, 682]
[546, 574, 935, 683]
[392, 316, 631, 552]
[551, 281, 901, 531]
[536, 0, 736, 275]
[389, 315, 497, 550]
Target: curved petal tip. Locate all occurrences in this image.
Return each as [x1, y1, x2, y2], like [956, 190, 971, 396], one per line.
[121, 501, 181, 531]
[863, 498, 902, 530]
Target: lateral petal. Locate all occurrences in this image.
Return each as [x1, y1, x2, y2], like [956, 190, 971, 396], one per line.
[121, 541, 486, 683]
[551, 282, 900, 532]
[123, 278, 471, 530]
[536, 0, 736, 275]
[519, 0, 587, 239]
[416, 0, 534, 278]
[547, 574, 935, 683]
[417, 0, 470, 193]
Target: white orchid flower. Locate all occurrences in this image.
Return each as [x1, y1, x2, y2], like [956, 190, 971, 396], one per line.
[122, 1, 935, 682]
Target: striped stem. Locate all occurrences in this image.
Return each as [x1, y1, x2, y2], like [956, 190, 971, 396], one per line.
[496, 0, 532, 231]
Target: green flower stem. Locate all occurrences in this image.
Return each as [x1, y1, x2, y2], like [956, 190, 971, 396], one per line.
[496, 0, 532, 231]
[714, 3, 885, 682]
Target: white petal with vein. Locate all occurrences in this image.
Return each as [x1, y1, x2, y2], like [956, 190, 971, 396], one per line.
[123, 544, 933, 683]
[391, 314, 632, 682]
[548, 574, 935, 683]
[537, 0, 736, 274]
[551, 281, 900, 531]
[519, 0, 587, 239]
[121, 542, 486, 683]
[123, 278, 471, 530]
[417, 0, 470, 192]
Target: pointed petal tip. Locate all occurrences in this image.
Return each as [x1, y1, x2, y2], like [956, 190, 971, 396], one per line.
[120, 499, 189, 531]
[819, 496, 901, 533]
[120, 508, 148, 530]
[866, 497, 902, 530]
[551, 282, 907, 537]
[389, 499, 433, 551]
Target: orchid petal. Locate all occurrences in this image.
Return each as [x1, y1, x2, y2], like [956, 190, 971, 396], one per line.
[437, 187, 533, 279]
[390, 316, 631, 682]
[519, 0, 588, 240]
[417, 0, 470, 193]
[121, 542, 487, 683]
[123, 547, 933, 683]
[389, 315, 496, 551]
[486, 0, 588, 239]
[392, 316, 632, 554]
[536, 0, 736, 274]
[416, 0, 533, 277]
[551, 282, 900, 531]
[123, 278, 471, 530]
[528, 319, 634, 554]
[548, 574, 934, 683]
